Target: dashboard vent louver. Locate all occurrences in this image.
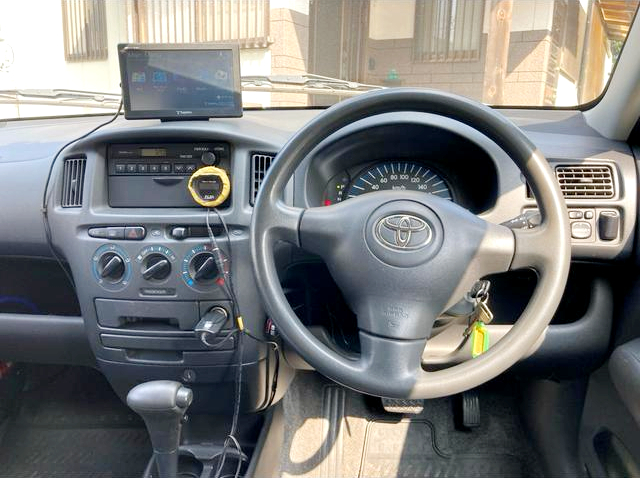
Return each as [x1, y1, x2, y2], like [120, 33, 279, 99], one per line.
[61, 156, 87, 207]
[526, 164, 615, 199]
[250, 152, 276, 205]
[555, 164, 614, 199]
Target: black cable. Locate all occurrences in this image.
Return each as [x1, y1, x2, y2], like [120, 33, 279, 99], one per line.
[205, 208, 282, 475]
[214, 331, 245, 478]
[207, 209, 281, 408]
[200, 328, 238, 351]
[41, 100, 124, 290]
[42, 100, 123, 211]
[204, 208, 245, 478]
[244, 330, 280, 410]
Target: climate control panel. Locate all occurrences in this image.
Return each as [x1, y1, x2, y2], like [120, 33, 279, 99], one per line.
[90, 235, 230, 298]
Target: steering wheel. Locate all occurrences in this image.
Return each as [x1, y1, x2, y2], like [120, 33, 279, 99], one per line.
[250, 89, 570, 399]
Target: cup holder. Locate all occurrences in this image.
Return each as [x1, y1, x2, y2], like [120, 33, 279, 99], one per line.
[210, 454, 247, 478]
[177, 455, 204, 478]
[143, 446, 248, 478]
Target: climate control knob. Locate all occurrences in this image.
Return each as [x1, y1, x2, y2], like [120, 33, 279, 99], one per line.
[190, 252, 219, 282]
[141, 253, 171, 281]
[92, 244, 131, 291]
[182, 244, 228, 291]
[97, 252, 125, 282]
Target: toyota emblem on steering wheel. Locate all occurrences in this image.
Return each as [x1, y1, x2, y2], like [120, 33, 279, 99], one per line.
[374, 214, 433, 250]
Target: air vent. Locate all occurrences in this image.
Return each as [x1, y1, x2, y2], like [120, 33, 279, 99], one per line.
[250, 152, 276, 205]
[61, 156, 87, 207]
[555, 164, 615, 199]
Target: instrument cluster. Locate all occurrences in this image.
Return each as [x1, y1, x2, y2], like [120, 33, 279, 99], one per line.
[323, 160, 455, 206]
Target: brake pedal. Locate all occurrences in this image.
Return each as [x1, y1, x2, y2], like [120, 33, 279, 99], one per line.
[381, 398, 424, 414]
[460, 389, 481, 428]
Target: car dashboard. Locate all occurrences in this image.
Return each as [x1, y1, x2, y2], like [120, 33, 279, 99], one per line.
[0, 108, 636, 410]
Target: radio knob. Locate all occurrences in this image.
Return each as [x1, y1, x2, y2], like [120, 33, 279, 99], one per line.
[201, 151, 217, 166]
[97, 252, 125, 282]
[190, 252, 219, 283]
[141, 253, 171, 281]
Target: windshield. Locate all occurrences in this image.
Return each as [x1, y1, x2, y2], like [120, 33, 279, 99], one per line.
[0, 0, 637, 119]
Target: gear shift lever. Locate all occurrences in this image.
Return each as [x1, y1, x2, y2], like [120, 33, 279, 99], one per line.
[127, 381, 193, 478]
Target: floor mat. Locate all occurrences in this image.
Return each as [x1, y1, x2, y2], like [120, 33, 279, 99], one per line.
[279, 372, 543, 478]
[0, 366, 151, 478]
[360, 419, 523, 477]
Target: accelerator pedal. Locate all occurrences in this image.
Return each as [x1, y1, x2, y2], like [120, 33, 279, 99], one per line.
[381, 398, 424, 414]
[460, 389, 481, 428]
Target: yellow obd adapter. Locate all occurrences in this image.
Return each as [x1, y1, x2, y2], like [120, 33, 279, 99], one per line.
[187, 166, 231, 207]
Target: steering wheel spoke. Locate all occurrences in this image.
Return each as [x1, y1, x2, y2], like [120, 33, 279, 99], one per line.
[444, 218, 516, 309]
[259, 200, 303, 245]
[510, 225, 555, 271]
[355, 332, 428, 398]
[299, 203, 356, 260]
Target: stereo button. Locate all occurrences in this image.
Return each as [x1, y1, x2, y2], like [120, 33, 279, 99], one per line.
[149, 164, 160, 173]
[160, 164, 171, 173]
[138, 164, 148, 173]
[115, 164, 126, 174]
[126, 164, 137, 173]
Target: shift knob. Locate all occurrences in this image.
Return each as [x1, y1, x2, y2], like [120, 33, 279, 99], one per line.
[127, 381, 193, 478]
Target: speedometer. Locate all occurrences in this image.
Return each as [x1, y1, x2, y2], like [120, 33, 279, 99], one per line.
[342, 161, 453, 201]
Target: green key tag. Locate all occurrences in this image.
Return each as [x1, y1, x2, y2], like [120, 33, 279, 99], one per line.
[470, 321, 490, 358]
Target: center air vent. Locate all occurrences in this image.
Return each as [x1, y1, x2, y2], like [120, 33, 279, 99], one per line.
[61, 156, 87, 207]
[250, 152, 276, 205]
[555, 164, 615, 199]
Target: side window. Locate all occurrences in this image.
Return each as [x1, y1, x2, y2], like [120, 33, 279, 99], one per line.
[125, 0, 271, 49]
[413, 0, 484, 62]
[61, 0, 108, 62]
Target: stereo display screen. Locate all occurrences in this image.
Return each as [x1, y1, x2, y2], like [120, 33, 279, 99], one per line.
[119, 44, 242, 120]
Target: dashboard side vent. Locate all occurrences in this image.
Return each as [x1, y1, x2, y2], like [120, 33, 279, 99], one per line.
[61, 156, 87, 207]
[250, 152, 276, 205]
[555, 164, 615, 199]
[526, 163, 616, 199]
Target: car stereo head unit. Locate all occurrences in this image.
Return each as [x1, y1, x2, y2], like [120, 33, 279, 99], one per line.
[118, 43, 242, 120]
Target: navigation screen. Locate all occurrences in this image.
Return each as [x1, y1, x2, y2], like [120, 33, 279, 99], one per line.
[119, 45, 242, 119]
